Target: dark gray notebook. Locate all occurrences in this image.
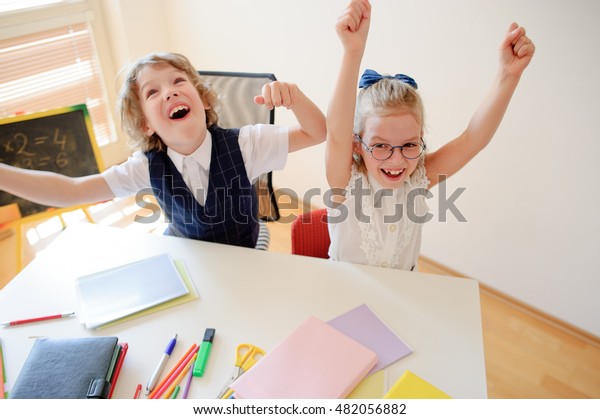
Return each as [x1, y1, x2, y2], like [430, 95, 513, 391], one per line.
[9, 336, 119, 399]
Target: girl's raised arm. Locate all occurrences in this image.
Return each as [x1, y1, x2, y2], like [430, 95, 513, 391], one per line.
[326, 0, 371, 197]
[425, 23, 535, 187]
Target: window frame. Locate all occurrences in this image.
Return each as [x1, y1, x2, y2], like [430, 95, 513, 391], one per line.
[0, 0, 129, 168]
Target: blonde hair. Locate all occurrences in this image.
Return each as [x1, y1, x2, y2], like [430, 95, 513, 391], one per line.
[117, 52, 219, 152]
[353, 77, 426, 170]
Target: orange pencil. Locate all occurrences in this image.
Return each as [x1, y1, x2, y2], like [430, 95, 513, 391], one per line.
[164, 353, 197, 399]
[148, 343, 198, 399]
[152, 346, 198, 399]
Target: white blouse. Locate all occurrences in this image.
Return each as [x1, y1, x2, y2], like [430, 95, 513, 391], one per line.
[327, 163, 430, 270]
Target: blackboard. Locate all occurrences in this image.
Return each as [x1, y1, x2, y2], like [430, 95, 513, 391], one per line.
[0, 104, 103, 217]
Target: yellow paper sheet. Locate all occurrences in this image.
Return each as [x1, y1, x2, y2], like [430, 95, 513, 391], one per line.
[347, 370, 385, 399]
[384, 370, 451, 399]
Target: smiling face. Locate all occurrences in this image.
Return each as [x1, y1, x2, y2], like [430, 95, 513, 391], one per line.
[355, 112, 422, 188]
[137, 63, 210, 155]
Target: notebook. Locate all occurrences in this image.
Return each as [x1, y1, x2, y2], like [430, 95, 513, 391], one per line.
[384, 370, 451, 399]
[230, 316, 378, 399]
[75, 253, 190, 329]
[9, 336, 125, 399]
[96, 259, 198, 329]
[327, 304, 413, 375]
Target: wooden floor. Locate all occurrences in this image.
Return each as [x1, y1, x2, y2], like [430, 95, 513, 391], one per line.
[2, 198, 599, 398]
[267, 206, 600, 399]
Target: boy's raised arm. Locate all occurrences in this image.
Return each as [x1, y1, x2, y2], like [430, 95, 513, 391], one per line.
[254, 81, 326, 153]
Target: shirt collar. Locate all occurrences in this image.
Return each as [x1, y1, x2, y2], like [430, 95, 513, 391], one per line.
[167, 130, 212, 172]
[367, 172, 405, 200]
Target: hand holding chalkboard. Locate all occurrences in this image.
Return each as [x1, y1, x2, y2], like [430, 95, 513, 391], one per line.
[0, 104, 103, 217]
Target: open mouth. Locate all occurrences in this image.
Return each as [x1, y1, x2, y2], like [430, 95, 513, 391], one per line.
[381, 168, 404, 179]
[169, 105, 190, 120]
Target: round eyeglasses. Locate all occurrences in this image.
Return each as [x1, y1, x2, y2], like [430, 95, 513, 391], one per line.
[355, 134, 426, 161]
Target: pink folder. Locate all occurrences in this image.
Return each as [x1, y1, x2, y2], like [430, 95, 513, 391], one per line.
[229, 316, 377, 399]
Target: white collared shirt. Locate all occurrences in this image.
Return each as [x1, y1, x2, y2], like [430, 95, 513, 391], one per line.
[102, 124, 288, 205]
[166, 134, 211, 205]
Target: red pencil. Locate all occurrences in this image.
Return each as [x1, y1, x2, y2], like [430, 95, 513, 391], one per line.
[1, 312, 75, 327]
[133, 384, 142, 399]
[108, 342, 128, 399]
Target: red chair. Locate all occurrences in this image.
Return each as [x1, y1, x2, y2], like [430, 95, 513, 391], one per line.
[291, 208, 330, 259]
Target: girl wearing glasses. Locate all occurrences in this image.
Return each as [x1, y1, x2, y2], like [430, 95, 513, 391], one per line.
[326, 0, 535, 270]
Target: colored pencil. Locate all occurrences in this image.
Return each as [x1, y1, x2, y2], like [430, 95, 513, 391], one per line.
[150, 344, 198, 399]
[181, 367, 194, 399]
[0, 339, 6, 399]
[163, 353, 197, 399]
[1, 312, 75, 327]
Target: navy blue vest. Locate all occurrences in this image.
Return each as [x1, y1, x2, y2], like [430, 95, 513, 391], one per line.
[146, 126, 259, 248]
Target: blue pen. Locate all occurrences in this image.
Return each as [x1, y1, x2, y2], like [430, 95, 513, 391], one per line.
[146, 334, 177, 395]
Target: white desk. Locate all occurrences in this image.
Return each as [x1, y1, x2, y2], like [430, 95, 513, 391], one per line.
[0, 223, 487, 398]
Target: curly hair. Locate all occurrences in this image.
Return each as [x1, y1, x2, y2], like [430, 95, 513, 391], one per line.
[117, 52, 219, 152]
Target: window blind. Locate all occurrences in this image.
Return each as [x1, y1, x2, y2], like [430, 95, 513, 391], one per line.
[0, 22, 116, 146]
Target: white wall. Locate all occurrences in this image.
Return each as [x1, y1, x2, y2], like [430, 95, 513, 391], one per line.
[103, 0, 600, 337]
[101, 0, 170, 64]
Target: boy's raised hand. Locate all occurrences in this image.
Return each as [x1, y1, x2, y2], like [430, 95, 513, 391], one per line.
[336, 0, 371, 54]
[254, 81, 299, 110]
[500, 23, 535, 77]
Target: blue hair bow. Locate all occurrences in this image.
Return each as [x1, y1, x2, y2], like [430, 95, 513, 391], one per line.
[359, 69, 418, 90]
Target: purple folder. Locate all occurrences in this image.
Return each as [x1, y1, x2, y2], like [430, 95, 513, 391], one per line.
[328, 304, 413, 375]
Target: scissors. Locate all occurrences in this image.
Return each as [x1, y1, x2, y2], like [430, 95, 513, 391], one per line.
[216, 343, 265, 399]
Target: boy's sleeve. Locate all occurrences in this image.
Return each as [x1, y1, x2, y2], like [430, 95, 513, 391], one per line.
[239, 124, 289, 184]
[101, 151, 152, 197]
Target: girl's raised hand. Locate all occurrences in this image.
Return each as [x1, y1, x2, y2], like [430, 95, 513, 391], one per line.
[500, 22, 535, 77]
[336, 0, 371, 54]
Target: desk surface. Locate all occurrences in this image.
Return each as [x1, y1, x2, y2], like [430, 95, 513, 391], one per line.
[0, 223, 487, 398]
